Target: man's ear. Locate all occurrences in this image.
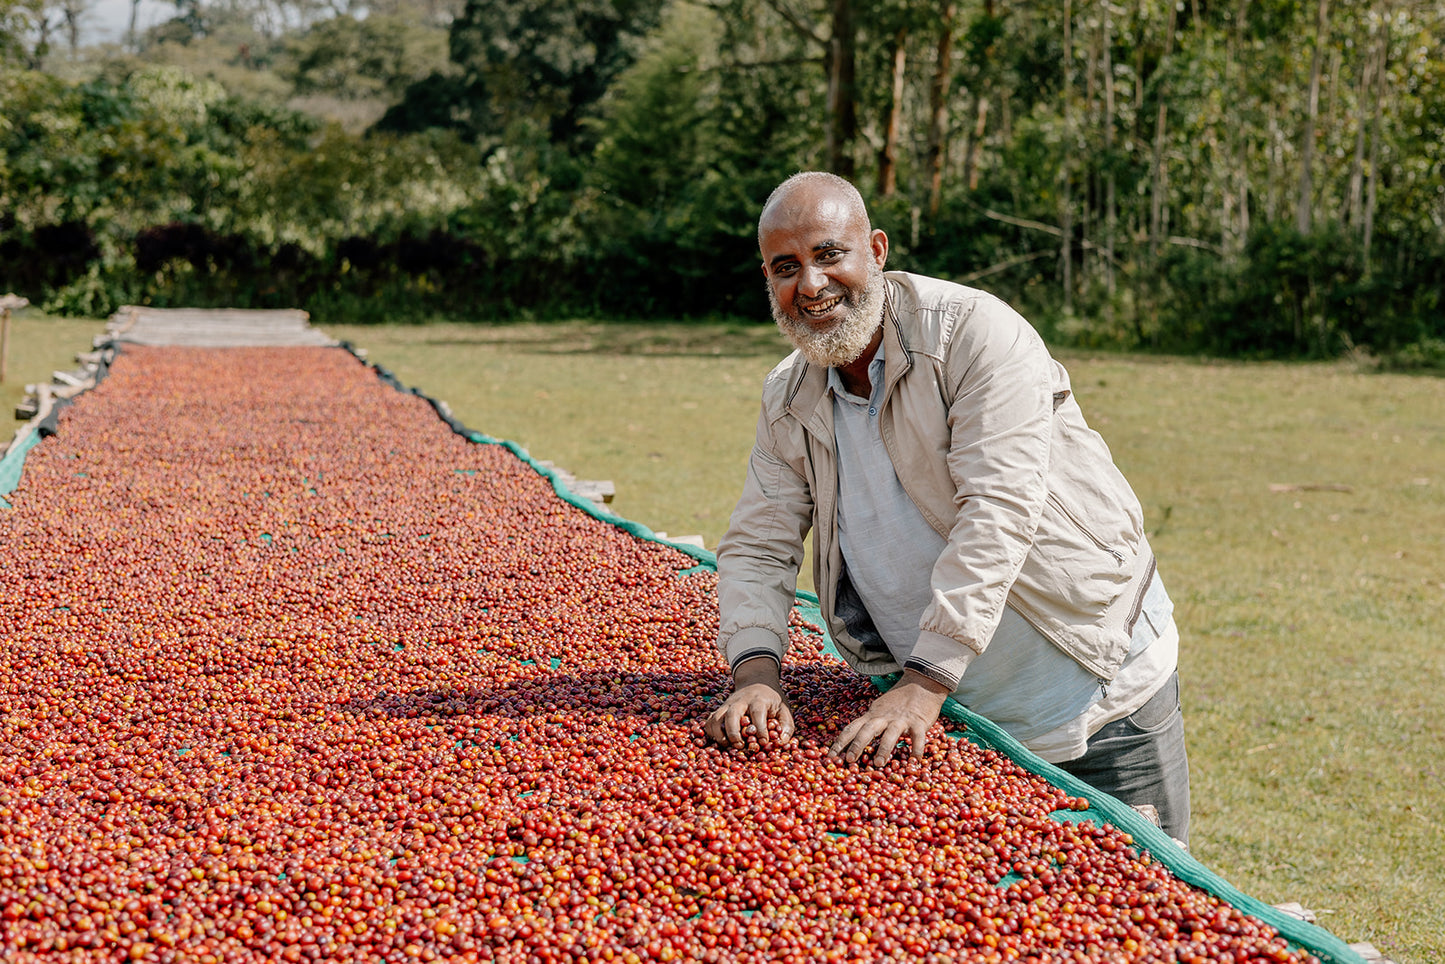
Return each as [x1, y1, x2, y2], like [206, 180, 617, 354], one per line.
[870, 228, 889, 268]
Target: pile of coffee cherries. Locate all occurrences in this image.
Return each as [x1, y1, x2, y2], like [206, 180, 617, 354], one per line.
[0, 346, 1318, 963]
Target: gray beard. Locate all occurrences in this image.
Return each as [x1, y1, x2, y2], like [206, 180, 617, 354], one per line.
[769, 264, 886, 368]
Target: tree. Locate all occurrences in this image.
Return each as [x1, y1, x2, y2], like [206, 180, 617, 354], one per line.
[701, 0, 869, 178]
[444, 0, 667, 145]
[283, 13, 449, 101]
[54, 0, 85, 54]
[0, 0, 66, 68]
[1, 0, 45, 66]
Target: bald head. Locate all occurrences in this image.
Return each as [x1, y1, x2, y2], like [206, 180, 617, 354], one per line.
[758, 172, 871, 248]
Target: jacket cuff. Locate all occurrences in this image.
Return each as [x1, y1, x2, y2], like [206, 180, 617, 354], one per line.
[724, 627, 787, 672]
[904, 630, 981, 691]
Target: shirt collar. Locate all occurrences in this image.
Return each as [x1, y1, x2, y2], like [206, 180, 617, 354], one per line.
[826, 340, 886, 401]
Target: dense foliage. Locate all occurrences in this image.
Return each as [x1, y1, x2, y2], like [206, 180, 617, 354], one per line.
[1, 0, 1442, 361]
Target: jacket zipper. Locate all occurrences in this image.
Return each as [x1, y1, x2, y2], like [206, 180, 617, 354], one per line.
[1047, 492, 1124, 565]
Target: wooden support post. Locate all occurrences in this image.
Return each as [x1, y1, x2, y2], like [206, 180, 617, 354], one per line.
[0, 294, 32, 384]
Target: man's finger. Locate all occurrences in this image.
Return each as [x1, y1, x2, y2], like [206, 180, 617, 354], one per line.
[871, 721, 908, 767]
[724, 703, 749, 746]
[909, 722, 930, 758]
[841, 719, 888, 764]
[748, 698, 774, 746]
[754, 697, 793, 745]
[777, 703, 796, 743]
[704, 709, 724, 744]
[828, 718, 865, 758]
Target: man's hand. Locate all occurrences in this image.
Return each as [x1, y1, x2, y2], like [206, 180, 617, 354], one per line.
[829, 670, 951, 766]
[705, 656, 794, 748]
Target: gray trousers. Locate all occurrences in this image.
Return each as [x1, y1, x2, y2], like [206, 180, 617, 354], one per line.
[1056, 671, 1192, 845]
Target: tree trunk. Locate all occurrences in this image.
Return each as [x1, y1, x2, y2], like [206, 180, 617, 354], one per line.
[1148, 0, 1177, 263]
[1133, 0, 1147, 119]
[1221, 0, 1238, 251]
[1296, 0, 1330, 234]
[1101, 1, 1117, 305]
[926, 2, 958, 219]
[1230, 0, 1251, 253]
[128, 0, 141, 51]
[1362, 10, 1390, 274]
[28, 15, 54, 69]
[1060, 0, 1074, 315]
[963, 94, 989, 192]
[1346, 19, 1376, 227]
[961, 0, 994, 194]
[1081, 8, 1097, 284]
[63, 0, 82, 53]
[1325, 37, 1343, 123]
[825, 0, 858, 178]
[878, 28, 908, 198]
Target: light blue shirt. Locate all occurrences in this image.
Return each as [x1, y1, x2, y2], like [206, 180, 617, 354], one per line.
[829, 345, 1164, 745]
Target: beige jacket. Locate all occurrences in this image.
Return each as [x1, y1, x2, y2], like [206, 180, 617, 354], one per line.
[716, 272, 1156, 688]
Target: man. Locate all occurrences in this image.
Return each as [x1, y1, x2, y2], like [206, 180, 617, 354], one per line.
[705, 171, 1190, 843]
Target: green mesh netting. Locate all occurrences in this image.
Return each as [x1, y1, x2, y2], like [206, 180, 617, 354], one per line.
[2, 346, 109, 509]
[0, 429, 43, 509]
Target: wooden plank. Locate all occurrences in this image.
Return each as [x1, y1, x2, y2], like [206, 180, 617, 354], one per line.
[1273, 902, 1317, 924]
[0, 293, 28, 384]
[572, 479, 616, 505]
[1270, 904, 1397, 963]
[105, 307, 332, 348]
[655, 532, 705, 549]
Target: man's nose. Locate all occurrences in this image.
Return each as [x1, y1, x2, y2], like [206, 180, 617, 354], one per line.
[798, 263, 828, 298]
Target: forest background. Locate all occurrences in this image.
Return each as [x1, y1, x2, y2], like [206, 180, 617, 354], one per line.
[1, 0, 1443, 362]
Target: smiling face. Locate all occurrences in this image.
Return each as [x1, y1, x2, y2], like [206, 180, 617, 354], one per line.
[758, 175, 889, 368]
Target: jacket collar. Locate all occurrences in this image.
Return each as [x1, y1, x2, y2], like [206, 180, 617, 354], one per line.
[784, 275, 911, 428]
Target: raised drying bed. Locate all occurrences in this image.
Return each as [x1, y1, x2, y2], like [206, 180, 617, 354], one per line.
[0, 316, 1382, 963]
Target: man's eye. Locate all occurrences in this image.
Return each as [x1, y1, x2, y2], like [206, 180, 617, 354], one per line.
[818, 249, 844, 262]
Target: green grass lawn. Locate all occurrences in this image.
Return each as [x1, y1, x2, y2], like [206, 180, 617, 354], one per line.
[6, 312, 1442, 962]
[1, 310, 108, 445]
